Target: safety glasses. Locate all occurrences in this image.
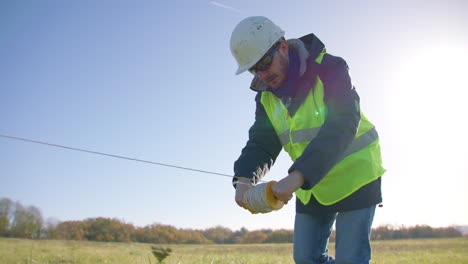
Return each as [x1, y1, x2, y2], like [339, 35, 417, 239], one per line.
[249, 41, 281, 75]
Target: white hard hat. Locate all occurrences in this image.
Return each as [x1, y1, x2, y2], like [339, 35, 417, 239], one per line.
[230, 16, 285, 75]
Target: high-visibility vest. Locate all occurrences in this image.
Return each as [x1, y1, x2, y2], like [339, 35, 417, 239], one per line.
[260, 52, 385, 205]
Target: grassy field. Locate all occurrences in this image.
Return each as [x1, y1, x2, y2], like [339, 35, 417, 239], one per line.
[1, 237, 467, 264]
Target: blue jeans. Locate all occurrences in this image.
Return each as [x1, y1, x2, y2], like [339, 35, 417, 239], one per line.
[293, 206, 376, 264]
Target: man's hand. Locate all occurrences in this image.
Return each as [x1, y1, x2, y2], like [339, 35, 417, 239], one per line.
[271, 170, 305, 204]
[234, 177, 252, 210]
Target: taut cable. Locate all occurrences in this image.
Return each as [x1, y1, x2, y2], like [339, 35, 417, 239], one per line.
[0, 134, 235, 180]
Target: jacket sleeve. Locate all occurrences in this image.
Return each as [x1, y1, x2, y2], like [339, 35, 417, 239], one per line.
[288, 55, 361, 189]
[233, 92, 283, 188]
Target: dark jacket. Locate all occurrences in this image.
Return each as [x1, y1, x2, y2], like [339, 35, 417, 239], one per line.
[233, 34, 381, 214]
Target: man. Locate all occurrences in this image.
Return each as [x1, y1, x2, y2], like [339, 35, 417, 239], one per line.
[230, 16, 385, 264]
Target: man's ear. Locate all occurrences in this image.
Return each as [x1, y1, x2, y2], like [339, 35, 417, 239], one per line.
[279, 40, 289, 55]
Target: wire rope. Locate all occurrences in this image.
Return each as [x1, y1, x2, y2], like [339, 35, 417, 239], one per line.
[0, 134, 266, 184]
[0, 134, 280, 210]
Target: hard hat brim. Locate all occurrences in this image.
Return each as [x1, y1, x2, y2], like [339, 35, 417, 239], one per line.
[235, 61, 256, 75]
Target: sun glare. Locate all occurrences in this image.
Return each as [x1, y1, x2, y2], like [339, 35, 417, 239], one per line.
[383, 42, 468, 228]
[395, 43, 468, 123]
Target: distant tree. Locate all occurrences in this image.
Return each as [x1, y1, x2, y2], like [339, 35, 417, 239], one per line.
[179, 229, 211, 244]
[43, 217, 61, 239]
[434, 227, 463, 238]
[236, 231, 269, 244]
[392, 226, 409, 239]
[371, 225, 393, 240]
[0, 198, 13, 236]
[9, 202, 43, 239]
[230, 227, 249, 244]
[409, 225, 433, 238]
[3, 196, 464, 243]
[265, 229, 293, 243]
[135, 224, 211, 244]
[56, 221, 88, 240]
[115, 221, 136, 242]
[203, 226, 233, 244]
[84, 217, 135, 242]
[135, 226, 151, 243]
[182, 229, 213, 244]
[136, 224, 179, 244]
[370, 225, 462, 240]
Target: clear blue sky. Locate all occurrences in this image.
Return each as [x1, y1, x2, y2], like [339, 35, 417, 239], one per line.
[1, 0, 467, 231]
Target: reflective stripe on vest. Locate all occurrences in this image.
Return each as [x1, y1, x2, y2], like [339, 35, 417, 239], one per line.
[260, 52, 385, 205]
[279, 126, 378, 160]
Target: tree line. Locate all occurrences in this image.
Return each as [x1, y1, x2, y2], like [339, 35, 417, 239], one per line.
[0, 198, 463, 244]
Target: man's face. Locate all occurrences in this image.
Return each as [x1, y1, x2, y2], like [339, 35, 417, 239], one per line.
[250, 41, 289, 90]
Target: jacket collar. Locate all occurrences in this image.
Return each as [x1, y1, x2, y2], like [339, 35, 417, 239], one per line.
[250, 33, 325, 92]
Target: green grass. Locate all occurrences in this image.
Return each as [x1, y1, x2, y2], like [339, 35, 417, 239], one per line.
[1, 237, 467, 264]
